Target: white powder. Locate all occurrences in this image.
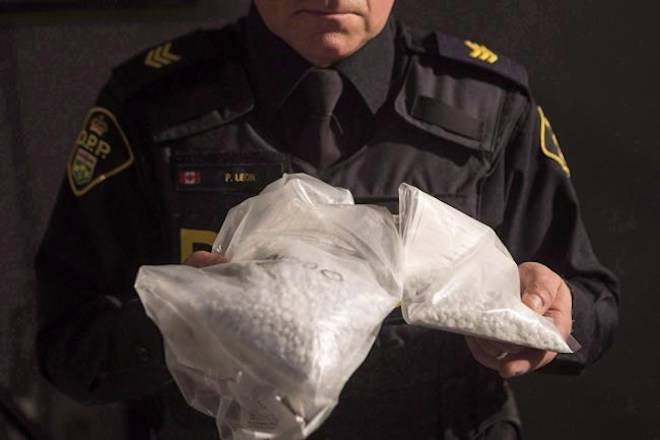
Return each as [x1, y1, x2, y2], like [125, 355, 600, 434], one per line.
[201, 249, 397, 389]
[406, 300, 571, 353]
[399, 184, 573, 354]
[136, 175, 406, 440]
[136, 175, 577, 440]
[136, 238, 399, 438]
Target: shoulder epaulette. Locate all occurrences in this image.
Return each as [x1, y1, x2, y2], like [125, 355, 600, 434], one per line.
[110, 26, 240, 100]
[403, 26, 529, 93]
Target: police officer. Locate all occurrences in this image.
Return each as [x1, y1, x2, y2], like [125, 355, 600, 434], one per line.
[35, 1, 619, 439]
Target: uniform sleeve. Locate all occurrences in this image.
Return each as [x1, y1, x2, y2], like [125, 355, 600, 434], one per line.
[491, 96, 620, 374]
[35, 78, 172, 404]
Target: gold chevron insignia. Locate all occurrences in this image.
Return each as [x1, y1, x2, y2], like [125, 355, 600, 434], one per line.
[465, 40, 498, 64]
[144, 42, 181, 69]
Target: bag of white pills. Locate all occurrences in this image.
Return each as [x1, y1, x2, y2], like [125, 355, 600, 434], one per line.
[398, 183, 578, 354]
[135, 174, 403, 440]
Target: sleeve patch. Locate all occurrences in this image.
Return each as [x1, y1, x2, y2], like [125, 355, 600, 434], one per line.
[67, 107, 134, 196]
[538, 106, 571, 177]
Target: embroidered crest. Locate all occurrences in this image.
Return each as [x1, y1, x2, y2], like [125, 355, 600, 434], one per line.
[538, 106, 570, 176]
[68, 107, 134, 196]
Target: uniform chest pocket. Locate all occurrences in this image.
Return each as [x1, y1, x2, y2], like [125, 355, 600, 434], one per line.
[150, 110, 286, 192]
[149, 117, 287, 262]
[171, 154, 286, 262]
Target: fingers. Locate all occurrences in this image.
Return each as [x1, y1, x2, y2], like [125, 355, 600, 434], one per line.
[465, 336, 500, 371]
[183, 251, 228, 268]
[467, 335, 557, 378]
[474, 337, 520, 358]
[467, 263, 573, 378]
[465, 336, 522, 372]
[499, 348, 557, 378]
[545, 279, 573, 338]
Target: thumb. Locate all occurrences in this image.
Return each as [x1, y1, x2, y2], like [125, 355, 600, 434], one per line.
[519, 262, 561, 315]
[521, 289, 548, 314]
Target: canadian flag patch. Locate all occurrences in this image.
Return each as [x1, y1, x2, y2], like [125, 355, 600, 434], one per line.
[178, 170, 201, 185]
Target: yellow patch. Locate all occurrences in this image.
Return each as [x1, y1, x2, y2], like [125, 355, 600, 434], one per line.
[465, 40, 499, 64]
[67, 107, 134, 196]
[180, 228, 217, 263]
[537, 106, 570, 176]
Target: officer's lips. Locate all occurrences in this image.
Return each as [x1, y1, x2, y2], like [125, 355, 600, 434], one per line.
[296, 9, 360, 19]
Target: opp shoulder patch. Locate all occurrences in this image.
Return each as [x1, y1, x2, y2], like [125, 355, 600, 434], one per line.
[537, 106, 570, 177]
[67, 107, 134, 196]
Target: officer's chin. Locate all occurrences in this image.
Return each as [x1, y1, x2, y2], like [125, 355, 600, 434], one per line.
[301, 34, 367, 67]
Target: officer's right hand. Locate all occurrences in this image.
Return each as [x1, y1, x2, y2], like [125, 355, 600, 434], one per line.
[465, 262, 573, 378]
[183, 251, 228, 268]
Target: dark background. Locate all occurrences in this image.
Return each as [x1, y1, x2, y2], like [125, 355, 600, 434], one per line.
[0, 0, 198, 14]
[1, 0, 657, 438]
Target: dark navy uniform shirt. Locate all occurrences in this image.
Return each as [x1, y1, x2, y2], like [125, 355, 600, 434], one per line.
[35, 7, 619, 440]
[243, 6, 397, 161]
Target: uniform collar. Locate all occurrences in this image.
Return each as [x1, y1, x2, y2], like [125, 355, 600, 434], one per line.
[333, 18, 396, 114]
[243, 6, 396, 119]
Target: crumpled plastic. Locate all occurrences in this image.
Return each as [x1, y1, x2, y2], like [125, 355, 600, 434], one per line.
[398, 183, 577, 353]
[135, 176, 579, 440]
[135, 174, 403, 440]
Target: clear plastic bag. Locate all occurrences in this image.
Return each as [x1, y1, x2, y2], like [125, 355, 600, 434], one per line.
[398, 183, 576, 353]
[135, 174, 403, 439]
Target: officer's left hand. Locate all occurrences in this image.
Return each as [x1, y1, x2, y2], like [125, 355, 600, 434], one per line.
[183, 251, 228, 268]
[465, 262, 573, 378]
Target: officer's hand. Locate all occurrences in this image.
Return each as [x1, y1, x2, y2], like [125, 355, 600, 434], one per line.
[465, 262, 573, 378]
[183, 251, 228, 268]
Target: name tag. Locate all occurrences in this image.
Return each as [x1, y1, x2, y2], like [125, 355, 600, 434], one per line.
[173, 152, 285, 193]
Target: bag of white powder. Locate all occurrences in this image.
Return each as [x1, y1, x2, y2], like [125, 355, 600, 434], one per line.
[398, 183, 577, 354]
[135, 176, 578, 440]
[135, 174, 403, 440]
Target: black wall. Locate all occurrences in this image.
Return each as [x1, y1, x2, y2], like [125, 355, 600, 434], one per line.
[1, 1, 657, 438]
